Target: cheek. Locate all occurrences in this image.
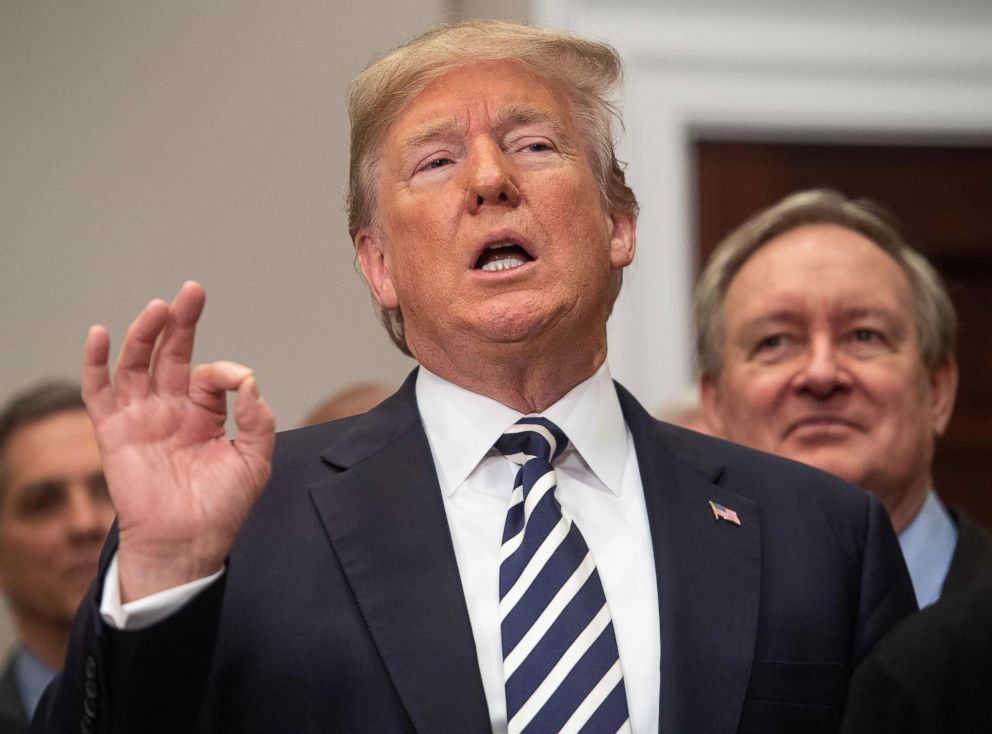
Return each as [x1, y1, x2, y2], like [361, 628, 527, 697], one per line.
[97, 504, 116, 529]
[726, 370, 788, 415]
[860, 364, 929, 414]
[0, 530, 52, 575]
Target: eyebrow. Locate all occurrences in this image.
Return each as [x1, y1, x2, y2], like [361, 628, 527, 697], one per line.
[15, 469, 106, 495]
[398, 104, 571, 158]
[495, 104, 570, 141]
[740, 306, 903, 332]
[737, 311, 802, 331]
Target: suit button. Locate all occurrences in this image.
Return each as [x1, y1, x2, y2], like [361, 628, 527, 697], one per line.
[85, 655, 97, 680]
[85, 679, 98, 699]
[81, 719, 93, 734]
[84, 698, 97, 717]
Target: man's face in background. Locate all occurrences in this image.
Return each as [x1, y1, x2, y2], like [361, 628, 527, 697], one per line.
[702, 224, 956, 526]
[0, 409, 114, 629]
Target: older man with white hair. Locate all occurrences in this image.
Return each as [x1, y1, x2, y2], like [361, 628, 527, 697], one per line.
[697, 189, 992, 609]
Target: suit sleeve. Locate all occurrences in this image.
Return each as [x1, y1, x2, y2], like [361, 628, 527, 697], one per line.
[30, 533, 225, 734]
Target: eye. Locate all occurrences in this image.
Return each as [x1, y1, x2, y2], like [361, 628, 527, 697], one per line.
[749, 332, 801, 364]
[15, 480, 67, 519]
[756, 334, 788, 350]
[419, 157, 453, 172]
[517, 140, 556, 156]
[851, 328, 882, 343]
[846, 326, 893, 357]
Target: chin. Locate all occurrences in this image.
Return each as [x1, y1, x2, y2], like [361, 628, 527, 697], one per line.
[794, 450, 867, 487]
[475, 305, 560, 344]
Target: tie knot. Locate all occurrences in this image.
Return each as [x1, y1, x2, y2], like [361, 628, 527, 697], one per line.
[495, 417, 569, 466]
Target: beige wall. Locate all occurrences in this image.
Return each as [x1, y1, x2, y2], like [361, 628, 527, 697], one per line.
[1, 1, 440, 429]
[2, 0, 538, 666]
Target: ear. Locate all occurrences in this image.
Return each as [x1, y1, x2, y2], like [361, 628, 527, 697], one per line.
[699, 372, 726, 436]
[355, 228, 399, 310]
[607, 209, 636, 270]
[929, 355, 958, 436]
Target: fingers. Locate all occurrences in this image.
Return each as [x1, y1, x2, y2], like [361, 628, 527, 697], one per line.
[188, 364, 275, 484]
[233, 375, 276, 483]
[107, 281, 205, 406]
[113, 298, 170, 404]
[82, 325, 117, 420]
[151, 282, 206, 396]
[188, 361, 255, 419]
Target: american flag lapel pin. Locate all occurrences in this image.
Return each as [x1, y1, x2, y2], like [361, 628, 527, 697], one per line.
[708, 500, 741, 527]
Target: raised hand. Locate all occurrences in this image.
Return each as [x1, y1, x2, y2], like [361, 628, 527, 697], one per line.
[82, 281, 275, 602]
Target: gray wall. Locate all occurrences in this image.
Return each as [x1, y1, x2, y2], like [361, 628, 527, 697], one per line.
[1, 0, 533, 668]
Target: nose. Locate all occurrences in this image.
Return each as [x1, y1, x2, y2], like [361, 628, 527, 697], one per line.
[791, 336, 852, 398]
[66, 486, 112, 540]
[465, 139, 521, 214]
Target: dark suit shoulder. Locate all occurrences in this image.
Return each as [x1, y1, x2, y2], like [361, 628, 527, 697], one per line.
[268, 373, 421, 487]
[842, 586, 992, 733]
[867, 585, 992, 674]
[942, 507, 992, 597]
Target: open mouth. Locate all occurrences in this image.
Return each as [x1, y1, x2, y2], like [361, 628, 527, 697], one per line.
[474, 243, 534, 272]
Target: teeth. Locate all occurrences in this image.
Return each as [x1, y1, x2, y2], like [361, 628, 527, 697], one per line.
[481, 256, 526, 272]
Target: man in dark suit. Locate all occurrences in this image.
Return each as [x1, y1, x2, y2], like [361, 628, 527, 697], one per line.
[33, 21, 915, 734]
[696, 189, 992, 609]
[0, 382, 114, 733]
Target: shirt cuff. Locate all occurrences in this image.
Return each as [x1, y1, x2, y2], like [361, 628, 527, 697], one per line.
[99, 553, 225, 630]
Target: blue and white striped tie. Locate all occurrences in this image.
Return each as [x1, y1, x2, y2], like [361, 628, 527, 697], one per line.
[496, 417, 630, 734]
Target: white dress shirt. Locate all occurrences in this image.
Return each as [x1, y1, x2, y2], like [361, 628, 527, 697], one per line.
[101, 362, 660, 732]
[416, 363, 659, 733]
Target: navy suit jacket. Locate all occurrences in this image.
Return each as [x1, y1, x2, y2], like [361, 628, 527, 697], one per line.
[33, 373, 915, 733]
[0, 655, 29, 734]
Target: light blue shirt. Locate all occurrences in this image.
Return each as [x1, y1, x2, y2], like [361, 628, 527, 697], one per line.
[13, 647, 57, 720]
[897, 490, 958, 608]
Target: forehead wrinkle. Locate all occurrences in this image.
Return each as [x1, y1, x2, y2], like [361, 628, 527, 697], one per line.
[493, 103, 570, 142]
[395, 116, 466, 171]
[397, 101, 572, 161]
[741, 310, 803, 329]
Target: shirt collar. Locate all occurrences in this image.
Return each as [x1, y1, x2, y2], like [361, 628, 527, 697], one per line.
[415, 362, 628, 497]
[14, 646, 57, 719]
[898, 489, 958, 608]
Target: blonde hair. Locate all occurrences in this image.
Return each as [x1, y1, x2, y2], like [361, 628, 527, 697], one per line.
[347, 20, 637, 354]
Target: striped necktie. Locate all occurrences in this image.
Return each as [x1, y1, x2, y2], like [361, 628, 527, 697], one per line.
[496, 417, 630, 734]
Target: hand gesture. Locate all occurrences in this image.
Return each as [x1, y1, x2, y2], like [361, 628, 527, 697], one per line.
[82, 281, 275, 602]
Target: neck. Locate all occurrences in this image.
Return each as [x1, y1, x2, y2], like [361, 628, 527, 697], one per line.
[14, 613, 69, 670]
[412, 331, 608, 413]
[880, 481, 930, 535]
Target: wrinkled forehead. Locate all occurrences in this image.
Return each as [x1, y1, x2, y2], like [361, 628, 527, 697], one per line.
[382, 59, 577, 148]
[725, 224, 916, 322]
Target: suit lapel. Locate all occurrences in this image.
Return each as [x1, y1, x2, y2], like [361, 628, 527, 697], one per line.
[309, 374, 491, 734]
[618, 385, 761, 734]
